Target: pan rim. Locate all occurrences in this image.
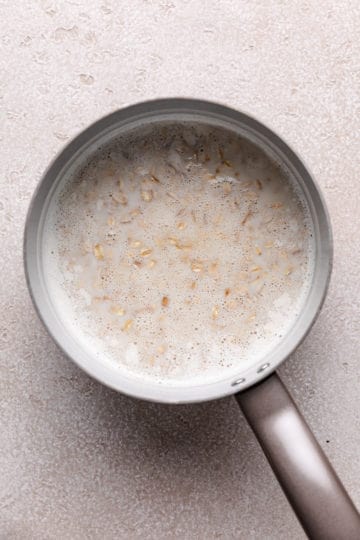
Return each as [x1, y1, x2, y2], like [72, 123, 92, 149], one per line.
[23, 98, 333, 404]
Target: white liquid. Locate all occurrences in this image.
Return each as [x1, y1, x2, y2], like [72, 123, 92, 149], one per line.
[43, 123, 314, 383]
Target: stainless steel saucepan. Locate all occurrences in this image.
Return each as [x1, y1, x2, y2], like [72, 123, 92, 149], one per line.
[24, 99, 360, 539]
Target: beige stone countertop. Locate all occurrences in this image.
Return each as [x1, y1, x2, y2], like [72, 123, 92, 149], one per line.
[0, 1, 359, 538]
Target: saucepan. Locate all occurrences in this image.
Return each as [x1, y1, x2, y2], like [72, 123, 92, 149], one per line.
[24, 99, 360, 538]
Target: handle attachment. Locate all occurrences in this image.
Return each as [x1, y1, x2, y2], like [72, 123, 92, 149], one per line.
[236, 373, 360, 539]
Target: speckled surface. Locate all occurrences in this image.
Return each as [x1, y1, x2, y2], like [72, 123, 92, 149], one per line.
[0, 1, 359, 538]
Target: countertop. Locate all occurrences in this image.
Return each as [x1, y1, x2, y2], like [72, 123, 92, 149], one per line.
[0, 1, 359, 538]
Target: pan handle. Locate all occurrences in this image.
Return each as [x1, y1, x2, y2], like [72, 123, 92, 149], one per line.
[235, 372, 360, 539]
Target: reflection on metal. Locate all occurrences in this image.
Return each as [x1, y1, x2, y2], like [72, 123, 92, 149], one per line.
[231, 377, 246, 386]
[272, 408, 333, 490]
[257, 363, 270, 373]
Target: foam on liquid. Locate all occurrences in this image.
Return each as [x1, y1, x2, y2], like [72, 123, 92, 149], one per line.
[43, 123, 314, 384]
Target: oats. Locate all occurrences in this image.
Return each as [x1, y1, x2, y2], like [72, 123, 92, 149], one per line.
[166, 191, 178, 200]
[150, 174, 160, 183]
[155, 237, 166, 248]
[157, 345, 166, 354]
[209, 262, 218, 274]
[176, 221, 187, 230]
[263, 213, 274, 225]
[255, 179, 263, 190]
[181, 254, 190, 264]
[191, 261, 203, 273]
[140, 248, 152, 257]
[255, 246, 262, 255]
[149, 356, 155, 366]
[218, 147, 231, 165]
[113, 192, 128, 205]
[141, 189, 153, 202]
[251, 266, 261, 272]
[135, 305, 155, 315]
[94, 295, 111, 302]
[238, 285, 249, 296]
[161, 296, 169, 307]
[177, 241, 193, 250]
[177, 207, 186, 217]
[111, 306, 125, 316]
[168, 236, 178, 245]
[131, 240, 142, 248]
[231, 197, 240, 210]
[122, 319, 133, 331]
[130, 208, 141, 217]
[271, 202, 283, 208]
[223, 182, 232, 194]
[82, 241, 92, 254]
[93, 243, 104, 260]
[191, 210, 197, 222]
[227, 300, 237, 310]
[225, 288, 231, 296]
[167, 236, 192, 250]
[133, 260, 142, 268]
[248, 313, 256, 321]
[284, 266, 293, 276]
[190, 281, 197, 289]
[148, 259, 156, 268]
[107, 216, 115, 227]
[265, 242, 274, 248]
[241, 210, 252, 225]
[120, 218, 132, 224]
[212, 305, 219, 320]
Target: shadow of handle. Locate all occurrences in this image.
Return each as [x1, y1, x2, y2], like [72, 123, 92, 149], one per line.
[235, 373, 360, 540]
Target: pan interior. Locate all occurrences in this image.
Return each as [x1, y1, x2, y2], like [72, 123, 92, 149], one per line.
[39, 114, 316, 393]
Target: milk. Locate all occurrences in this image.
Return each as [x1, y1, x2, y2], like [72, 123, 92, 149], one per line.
[43, 123, 314, 383]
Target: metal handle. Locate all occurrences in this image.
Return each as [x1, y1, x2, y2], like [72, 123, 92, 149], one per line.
[236, 372, 360, 539]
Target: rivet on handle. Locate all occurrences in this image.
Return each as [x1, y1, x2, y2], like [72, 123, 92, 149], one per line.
[257, 363, 270, 373]
[231, 377, 246, 386]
